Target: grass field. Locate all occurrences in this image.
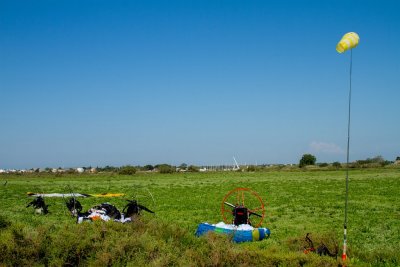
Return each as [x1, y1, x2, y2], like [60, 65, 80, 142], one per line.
[0, 168, 399, 266]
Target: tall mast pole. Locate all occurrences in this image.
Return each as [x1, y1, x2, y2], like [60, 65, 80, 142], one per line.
[342, 48, 353, 261]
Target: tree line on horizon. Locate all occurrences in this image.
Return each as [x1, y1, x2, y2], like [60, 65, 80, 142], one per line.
[73, 155, 400, 173]
[3, 155, 397, 175]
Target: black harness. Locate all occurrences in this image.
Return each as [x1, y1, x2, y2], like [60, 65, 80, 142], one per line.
[65, 197, 83, 216]
[123, 200, 154, 217]
[26, 196, 49, 214]
[304, 233, 337, 257]
[67, 198, 155, 222]
[233, 206, 249, 226]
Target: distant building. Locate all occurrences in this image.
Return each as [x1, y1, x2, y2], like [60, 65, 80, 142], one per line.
[76, 167, 84, 173]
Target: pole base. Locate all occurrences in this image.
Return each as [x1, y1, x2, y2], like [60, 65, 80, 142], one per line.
[342, 253, 347, 261]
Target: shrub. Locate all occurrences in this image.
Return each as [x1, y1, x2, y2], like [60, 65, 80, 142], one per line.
[246, 165, 257, 172]
[332, 162, 341, 168]
[187, 165, 199, 172]
[118, 165, 137, 175]
[157, 164, 175, 174]
[95, 165, 119, 172]
[142, 165, 154, 171]
[0, 215, 11, 229]
[354, 156, 392, 168]
[299, 154, 316, 168]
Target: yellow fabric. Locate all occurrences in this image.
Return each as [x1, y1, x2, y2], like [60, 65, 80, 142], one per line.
[91, 193, 125, 197]
[336, 32, 359, 53]
[252, 229, 260, 241]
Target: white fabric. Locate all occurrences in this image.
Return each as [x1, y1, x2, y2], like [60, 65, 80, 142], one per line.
[208, 222, 255, 231]
[29, 193, 89, 198]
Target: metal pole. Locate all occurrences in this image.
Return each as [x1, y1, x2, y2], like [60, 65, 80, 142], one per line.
[342, 48, 352, 261]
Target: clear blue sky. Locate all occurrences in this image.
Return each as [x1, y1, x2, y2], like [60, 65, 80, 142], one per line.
[1, 0, 399, 169]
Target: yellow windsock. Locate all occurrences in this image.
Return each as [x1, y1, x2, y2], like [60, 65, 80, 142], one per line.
[336, 32, 359, 53]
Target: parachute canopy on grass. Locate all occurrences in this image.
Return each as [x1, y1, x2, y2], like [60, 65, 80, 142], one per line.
[26, 192, 125, 197]
[336, 32, 359, 53]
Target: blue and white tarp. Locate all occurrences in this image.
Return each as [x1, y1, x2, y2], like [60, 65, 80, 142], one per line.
[196, 222, 270, 243]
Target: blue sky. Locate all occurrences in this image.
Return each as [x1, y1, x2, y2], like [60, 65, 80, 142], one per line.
[1, 0, 399, 169]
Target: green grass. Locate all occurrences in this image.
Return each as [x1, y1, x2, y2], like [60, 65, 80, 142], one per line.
[0, 168, 399, 266]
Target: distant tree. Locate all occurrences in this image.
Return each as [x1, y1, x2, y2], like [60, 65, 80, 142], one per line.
[246, 165, 257, 172]
[66, 168, 76, 174]
[371, 156, 385, 163]
[332, 161, 342, 168]
[156, 164, 175, 174]
[299, 154, 316, 168]
[118, 165, 137, 175]
[356, 155, 389, 167]
[318, 163, 329, 167]
[383, 160, 393, 166]
[83, 166, 92, 171]
[142, 165, 154, 171]
[99, 165, 118, 172]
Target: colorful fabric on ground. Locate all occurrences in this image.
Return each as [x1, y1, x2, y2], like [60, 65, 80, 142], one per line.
[26, 192, 125, 197]
[90, 193, 125, 197]
[27, 192, 90, 197]
[77, 212, 132, 224]
[195, 222, 270, 243]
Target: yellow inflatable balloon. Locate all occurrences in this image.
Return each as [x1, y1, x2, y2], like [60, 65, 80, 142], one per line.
[336, 32, 359, 53]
